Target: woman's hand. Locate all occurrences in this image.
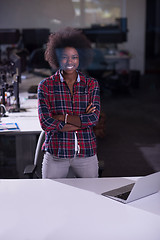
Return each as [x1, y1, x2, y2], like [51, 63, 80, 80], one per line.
[60, 124, 80, 132]
[52, 114, 64, 121]
[86, 103, 96, 114]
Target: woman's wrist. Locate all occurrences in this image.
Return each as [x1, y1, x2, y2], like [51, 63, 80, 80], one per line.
[65, 113, 68, 124]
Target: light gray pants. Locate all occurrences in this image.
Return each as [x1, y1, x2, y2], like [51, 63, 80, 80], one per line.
[42, 152, 99, 179]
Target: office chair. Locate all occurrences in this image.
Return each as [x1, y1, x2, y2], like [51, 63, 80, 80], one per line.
[27, 48, 51, 74]
[24, 130, 45, 178]
[24, 131, 75, 179]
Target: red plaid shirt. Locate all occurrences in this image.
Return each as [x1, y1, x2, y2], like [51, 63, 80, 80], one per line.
[38, 70, 100, 158]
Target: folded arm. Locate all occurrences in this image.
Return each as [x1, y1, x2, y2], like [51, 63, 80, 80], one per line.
[53, 103, 96, 132]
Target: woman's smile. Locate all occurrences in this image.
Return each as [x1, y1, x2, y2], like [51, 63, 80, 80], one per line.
[60, 47, 79, 73]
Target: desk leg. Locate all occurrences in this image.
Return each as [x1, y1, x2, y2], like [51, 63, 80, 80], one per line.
[15, 134, 38, 178]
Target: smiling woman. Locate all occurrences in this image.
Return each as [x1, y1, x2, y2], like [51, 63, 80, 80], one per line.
[38, 27, 101, 179]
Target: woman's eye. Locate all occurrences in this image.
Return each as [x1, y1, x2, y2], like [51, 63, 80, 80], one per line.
[62, 56, 67, 60]
[61, 55, 78, 61]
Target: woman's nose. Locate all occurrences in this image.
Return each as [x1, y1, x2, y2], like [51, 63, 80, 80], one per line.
[67, 57, 72, 63]
[68, 58, 72, 63]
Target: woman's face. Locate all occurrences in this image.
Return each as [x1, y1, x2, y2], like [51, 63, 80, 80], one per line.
[60, 47, 79, 73]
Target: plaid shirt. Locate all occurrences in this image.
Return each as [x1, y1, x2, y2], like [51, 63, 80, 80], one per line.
[38, 70, 100, 158]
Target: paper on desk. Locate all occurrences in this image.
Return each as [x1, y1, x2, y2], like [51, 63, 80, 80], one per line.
[0, 123, 20, 131]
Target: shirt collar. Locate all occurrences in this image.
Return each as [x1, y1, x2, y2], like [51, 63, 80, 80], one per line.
[59, 70, 80, 83]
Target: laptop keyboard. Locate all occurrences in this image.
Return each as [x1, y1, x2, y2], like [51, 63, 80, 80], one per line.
[115, 191, 131, 200]
[101, 183, 135, 200]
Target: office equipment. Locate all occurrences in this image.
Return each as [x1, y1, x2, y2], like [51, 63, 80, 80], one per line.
[27, 48, 51, 75]
[0, 52, 22, 111]
[9, 53, 22, 112]
[56, 176, 160, 216]
[0, 29, 21, 66]
[101, 171, 160, 203]
[22, 28, 50, 53]
[0, 29, 20, 45]
[21, 28, 51, 74]
[0, 104, 6, 121]
[82, 18, 128, 44]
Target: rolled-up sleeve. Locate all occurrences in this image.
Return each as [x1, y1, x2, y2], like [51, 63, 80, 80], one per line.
[80, 79, 100, 128]
[38, 80, 65, 132]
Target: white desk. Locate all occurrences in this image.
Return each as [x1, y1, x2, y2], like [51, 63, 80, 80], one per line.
[104, 54, 131, 72]
[56, 177, 160, 216]
[1, 97, 41, 133]
[0, 178, 159, 240]
[0, 98, 42, 178]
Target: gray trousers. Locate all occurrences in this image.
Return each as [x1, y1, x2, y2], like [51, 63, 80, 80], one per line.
[42, 152, 99, 179]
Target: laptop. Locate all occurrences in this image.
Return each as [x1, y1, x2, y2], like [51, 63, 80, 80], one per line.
[101, 171, 160, 203]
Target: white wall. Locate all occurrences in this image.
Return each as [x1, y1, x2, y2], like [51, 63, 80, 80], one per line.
[0, 0, 75, 31]
[0, 0, 146, 74]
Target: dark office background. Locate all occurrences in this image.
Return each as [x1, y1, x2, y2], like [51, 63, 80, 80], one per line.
[0, 0, 160, 178]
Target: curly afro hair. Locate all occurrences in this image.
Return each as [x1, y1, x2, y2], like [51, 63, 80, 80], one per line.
[45, 27, 93, 70]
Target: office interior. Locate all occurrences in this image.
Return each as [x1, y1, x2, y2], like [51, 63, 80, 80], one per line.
[0, 0, 160, 179]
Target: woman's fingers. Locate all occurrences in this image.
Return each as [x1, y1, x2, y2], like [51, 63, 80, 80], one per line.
[86, 103, 92, 112]
[86, 106, 96, 113]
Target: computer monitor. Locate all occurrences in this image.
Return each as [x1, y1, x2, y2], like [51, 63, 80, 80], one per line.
[22, 28, 50, 53]
[0, 29, 20, 44]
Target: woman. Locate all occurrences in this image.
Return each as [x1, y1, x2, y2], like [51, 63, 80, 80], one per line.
[38, 27, 101, 178]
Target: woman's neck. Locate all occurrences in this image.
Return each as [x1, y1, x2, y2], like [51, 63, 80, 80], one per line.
[61, 70, 78, 84]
